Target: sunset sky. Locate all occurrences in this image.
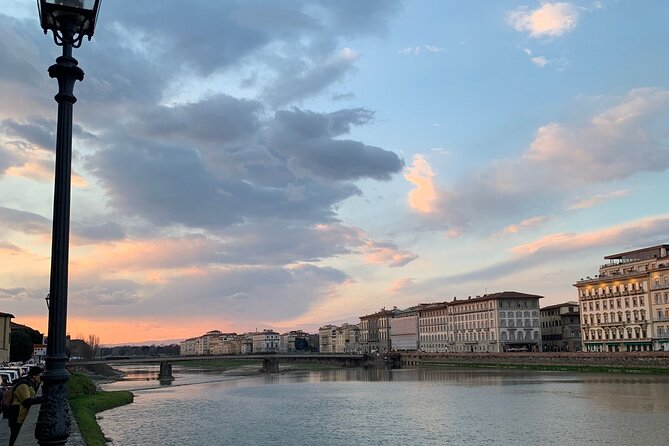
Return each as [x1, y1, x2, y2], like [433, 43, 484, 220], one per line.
[2, 1, 669, 344]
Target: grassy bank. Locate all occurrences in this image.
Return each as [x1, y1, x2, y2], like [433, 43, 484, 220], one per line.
[67, 373, 134, 446]
[421, 361, 669, 375]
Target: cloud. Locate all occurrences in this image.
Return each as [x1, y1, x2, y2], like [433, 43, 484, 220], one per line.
[524, 88, 669, 181]
[362, 241, 418, 267]
[0, 242, 22, 253]
[399, 45, 445, 55]
[568, 190, 630, 210]
[501, 216, 549, 235]
[0, 206, 51, 235]
[523, 48, 549, 68]
[0, 1, 414, 338]
[269, 108, 404, 181]
[132, 95, 262, 146]
[263, 48, 359, 107]
[507, 2, 579, 38]
[389, 278, 416, 293]
[423, 214, 669, 289]
[405, 155, 440, 214]
[511, 214, 669, 256]
[405, 88, 669, 235]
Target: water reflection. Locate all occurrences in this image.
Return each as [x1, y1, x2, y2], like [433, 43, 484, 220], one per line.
[98, 368, 669, 446]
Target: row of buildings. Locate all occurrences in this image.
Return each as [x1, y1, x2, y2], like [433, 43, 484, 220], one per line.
[180, 329, 319, 356]
[181, 292, 581, 356]
[180, 244, 669, 356]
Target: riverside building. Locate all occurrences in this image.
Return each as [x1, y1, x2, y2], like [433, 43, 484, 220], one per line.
[359, 308, 398, 353]
[575, 245, 669, 352]
[390, 307, 420, 351]
[540, 302, 581, 352]
[417, 302, 449, 352]
[448, 292, 542, 353]
[253, 329, 280, 353]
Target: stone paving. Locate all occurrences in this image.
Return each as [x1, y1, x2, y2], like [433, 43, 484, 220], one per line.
[0, 404, 85, 446]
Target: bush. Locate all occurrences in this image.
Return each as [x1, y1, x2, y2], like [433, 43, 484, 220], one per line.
[67, 373, 98, 398]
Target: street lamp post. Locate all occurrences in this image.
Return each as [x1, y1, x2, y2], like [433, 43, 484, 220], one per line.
[36, 1, 100, 444]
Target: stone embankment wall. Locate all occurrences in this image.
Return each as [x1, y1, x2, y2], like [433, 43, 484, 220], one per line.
[399, 352, 669, 370]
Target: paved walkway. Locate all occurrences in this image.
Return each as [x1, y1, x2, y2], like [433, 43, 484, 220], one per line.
[0, 405, 85, 445]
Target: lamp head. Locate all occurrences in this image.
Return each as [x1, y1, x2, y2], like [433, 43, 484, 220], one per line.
[38, 0, 101, 47]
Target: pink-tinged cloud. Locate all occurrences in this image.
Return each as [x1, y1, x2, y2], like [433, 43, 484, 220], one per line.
[507, 2, 579, 37]
[568, 190, 630, 210]
[502, 215, 548, 235]
[524, 88, 669, 181]
[316, 223, 418, 268]
[4, 158, 87, 188]
[363, 240, 418, 267]
[404, 88, 669, 236]
[14, 314, 234, 345]
[389, 277, 416, 293]
[511, 214, 669, 256]
[405, 155, 439, 214]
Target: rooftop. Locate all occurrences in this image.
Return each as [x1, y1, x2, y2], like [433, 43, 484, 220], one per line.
[604, 244, 669, 260]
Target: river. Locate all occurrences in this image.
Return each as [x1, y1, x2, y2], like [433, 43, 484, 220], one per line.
[98, 366, 669, 445]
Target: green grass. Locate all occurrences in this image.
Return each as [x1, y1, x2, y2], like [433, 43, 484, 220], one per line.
[67, 373, 133, 446]
[420, 361, 669, 375]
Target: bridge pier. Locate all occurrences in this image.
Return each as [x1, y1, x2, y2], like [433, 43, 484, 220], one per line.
[158, 362, 175, 383]
[261, 358, 280, 374]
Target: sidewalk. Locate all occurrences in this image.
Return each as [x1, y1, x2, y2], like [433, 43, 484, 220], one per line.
[0, 405, 85, 445]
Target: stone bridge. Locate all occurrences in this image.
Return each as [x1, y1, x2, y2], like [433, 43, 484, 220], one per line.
[70, 353, 371, 375]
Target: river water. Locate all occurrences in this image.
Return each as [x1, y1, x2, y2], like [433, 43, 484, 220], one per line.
[98, 366, 669, 445]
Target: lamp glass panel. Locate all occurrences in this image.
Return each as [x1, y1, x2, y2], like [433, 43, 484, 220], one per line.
[46, 0, 95, 11]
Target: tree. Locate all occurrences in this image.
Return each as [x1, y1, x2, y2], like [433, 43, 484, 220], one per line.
[87, 334, 101, 359]
[10, 323, 43, 362]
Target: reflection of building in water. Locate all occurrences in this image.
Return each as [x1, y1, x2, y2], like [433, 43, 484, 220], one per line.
[580, 375, 669, 413]
[540, 301, 581, 352]
[575, 245, 669, 352]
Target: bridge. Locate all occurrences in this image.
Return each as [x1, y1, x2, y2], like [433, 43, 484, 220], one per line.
[69, 353, 371, 375]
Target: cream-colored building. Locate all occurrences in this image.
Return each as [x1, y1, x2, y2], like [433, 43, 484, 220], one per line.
[335, 323, 360, 353]
[179, 337, 197, 356]
[253, 330, 279, 353]
[575, 245, 669, 352]
[448, 292, 542, 353]
[359, 308, 397, 353]
[0, 312, 14, 362]
[417, 302, 449, 353]
[319, 325, 337, 353]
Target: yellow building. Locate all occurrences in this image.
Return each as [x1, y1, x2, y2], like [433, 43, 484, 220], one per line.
[574, 245, 669, 352]
[0, 312, 14, 363]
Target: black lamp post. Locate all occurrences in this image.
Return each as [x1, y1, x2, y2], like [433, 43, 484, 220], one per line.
[36, 1, 100, 444]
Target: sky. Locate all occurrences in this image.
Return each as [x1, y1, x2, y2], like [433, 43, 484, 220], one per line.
[2, 1, 669, 345]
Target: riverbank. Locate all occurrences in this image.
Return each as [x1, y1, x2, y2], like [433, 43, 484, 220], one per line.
[399, 351, 669, 374]
[68, 373, 134, 446]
